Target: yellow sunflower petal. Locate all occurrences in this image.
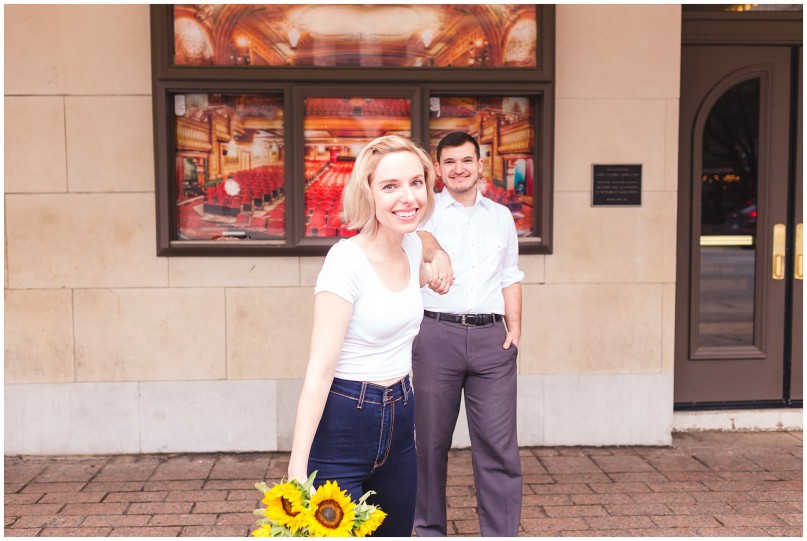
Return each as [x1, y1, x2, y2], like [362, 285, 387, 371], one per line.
[304, 481, 356, 537]
[287, 511, 309, 534]
[251, 523, 273, 537]
[355, 508, 387, 537]
[262, 482, 306, 529]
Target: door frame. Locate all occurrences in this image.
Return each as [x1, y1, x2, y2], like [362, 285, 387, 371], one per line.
[785, 47, 803, 404]
[675, 9, 803, 410]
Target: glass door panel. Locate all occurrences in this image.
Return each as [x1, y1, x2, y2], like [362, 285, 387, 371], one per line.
[697, 78, 760, 348]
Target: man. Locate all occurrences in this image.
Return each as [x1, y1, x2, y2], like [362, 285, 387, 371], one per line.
[415, 131, 523, 536]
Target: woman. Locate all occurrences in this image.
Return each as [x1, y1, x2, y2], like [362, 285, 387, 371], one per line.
[288, 135, 446, 537]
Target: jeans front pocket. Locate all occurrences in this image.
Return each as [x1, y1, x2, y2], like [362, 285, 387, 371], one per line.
[310, 391, 378, 466]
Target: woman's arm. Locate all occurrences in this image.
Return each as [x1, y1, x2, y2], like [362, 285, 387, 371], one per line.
[287, 291, 353, 483]
[419, 260, 433, 288]
[417, 231, 454, 293]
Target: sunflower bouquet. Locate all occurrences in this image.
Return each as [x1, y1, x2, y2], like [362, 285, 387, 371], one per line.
[252, 471, 386, 537]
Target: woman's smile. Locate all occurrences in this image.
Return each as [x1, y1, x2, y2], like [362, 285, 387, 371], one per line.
[371, 151, 428, 234]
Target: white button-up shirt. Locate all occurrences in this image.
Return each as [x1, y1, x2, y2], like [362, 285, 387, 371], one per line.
[421, 189, 524, 315]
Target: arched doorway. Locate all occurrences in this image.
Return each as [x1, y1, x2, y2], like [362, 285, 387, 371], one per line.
[675, 7, 802, 408]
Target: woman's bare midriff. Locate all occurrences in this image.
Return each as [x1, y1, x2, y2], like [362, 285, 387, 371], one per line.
[369, 374, 409, 387]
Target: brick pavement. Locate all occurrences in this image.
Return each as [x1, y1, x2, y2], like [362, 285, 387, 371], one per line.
[4, 432, 802, 537]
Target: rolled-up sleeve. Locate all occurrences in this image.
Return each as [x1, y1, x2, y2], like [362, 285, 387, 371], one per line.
[500, 210, 524, 288]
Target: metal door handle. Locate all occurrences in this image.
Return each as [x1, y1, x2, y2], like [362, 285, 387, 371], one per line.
[772, 224, 786, 280]
[796, 223, 803, 281]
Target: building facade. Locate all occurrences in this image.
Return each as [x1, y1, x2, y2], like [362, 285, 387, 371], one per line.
[4, 4, 802, 455]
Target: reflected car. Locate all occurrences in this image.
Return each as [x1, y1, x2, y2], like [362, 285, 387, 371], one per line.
[725, 203, 757, 235]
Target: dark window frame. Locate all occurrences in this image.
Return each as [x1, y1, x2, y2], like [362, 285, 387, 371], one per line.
[150, 4, 555, 256]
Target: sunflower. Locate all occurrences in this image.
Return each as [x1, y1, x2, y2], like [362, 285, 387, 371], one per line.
[261, 481, 308, 533]
[303, 481, 356, 537]
[250, 523, 273, 537]
[354, 507, 387, 537]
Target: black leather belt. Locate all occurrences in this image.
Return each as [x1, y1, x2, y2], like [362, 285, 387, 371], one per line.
[424, 310, 503, 326]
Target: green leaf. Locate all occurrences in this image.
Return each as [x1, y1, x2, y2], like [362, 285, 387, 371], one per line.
[357, 490, 376, 505]
[302, 470, 318, 492]
[270, 523, 293, 537]
[255, 481, 270, 493]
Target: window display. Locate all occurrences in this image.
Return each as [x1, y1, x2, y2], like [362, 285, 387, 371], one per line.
[303, 97, 412, 237]
[173, 4, 537, 69]
[151, 5, 555, 255]
[173, 93, 285, 241]
[429, 96, 535, 236]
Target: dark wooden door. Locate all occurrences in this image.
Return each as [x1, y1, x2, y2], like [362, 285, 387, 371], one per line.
[675, 43, 802, 406]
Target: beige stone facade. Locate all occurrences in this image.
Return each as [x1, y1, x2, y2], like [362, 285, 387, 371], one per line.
[4, 4, 681, 453]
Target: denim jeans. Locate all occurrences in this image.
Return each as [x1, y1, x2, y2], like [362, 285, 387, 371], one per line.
[309, 376, 417, 537]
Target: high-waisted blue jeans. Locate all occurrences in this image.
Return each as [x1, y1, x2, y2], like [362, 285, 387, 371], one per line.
[308, 376, 416, 537]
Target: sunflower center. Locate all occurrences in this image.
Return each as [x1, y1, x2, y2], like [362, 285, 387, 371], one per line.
[280, 497, 299, 517]
[315, 499, 344, 528]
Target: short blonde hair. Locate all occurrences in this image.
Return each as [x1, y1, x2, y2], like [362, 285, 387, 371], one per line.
[341, 135, 436, 236]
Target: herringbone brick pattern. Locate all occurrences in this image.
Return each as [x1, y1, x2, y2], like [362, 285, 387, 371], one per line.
[4, 432, 802, 537]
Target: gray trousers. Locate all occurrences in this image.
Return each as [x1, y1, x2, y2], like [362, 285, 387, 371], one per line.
[412, 315, 522, 537]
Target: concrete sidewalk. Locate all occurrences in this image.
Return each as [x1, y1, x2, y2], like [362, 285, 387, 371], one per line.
[4, 432, 802, 537]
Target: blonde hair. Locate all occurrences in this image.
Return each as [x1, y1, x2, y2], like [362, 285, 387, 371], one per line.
[341, 135, 436, 236]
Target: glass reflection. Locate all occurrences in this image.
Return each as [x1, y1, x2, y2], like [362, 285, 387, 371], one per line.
[303, 97, 412, 237]
[428, 96, 536, 237]
[174, 93, 285, 241]
[173, 4, 538, 68]
[698, 78, 760, 347]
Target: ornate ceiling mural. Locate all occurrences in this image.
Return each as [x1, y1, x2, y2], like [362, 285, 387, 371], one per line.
[173, 4, 537, 68]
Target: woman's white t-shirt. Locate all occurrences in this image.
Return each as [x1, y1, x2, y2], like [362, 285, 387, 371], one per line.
[314, 233, 423, 382]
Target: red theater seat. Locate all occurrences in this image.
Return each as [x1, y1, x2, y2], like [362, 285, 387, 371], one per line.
[309, 213, 327, 228]
[267, 219, 285, 236]
[250, 216, 267, 228]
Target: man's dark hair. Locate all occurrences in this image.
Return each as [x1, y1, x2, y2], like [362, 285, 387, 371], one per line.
[436, 131, 480, 162]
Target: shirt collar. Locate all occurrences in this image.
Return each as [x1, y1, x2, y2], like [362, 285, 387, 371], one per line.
[436, 188, 491, 211]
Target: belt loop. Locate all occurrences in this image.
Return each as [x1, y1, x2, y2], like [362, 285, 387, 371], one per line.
[401, 378, 409, 405]
[357, 382, 367, 409]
